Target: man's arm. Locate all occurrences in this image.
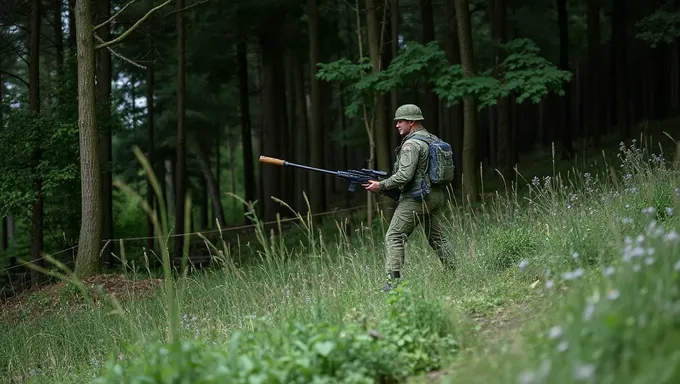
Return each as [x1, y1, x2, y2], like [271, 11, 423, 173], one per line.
[380, 141, 420, 190]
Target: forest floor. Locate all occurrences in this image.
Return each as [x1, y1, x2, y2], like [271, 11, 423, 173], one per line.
[3, 119, 680, 383]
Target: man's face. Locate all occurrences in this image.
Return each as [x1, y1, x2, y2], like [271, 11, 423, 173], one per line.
[395, 120, 414, 137]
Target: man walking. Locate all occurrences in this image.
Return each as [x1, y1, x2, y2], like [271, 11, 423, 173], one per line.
[363, 104, 456, 292]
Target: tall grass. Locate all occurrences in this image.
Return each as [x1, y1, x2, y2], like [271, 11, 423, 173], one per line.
[1, 137, 680, 383]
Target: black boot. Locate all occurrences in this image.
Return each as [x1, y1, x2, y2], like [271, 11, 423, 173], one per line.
[381, 271, 401, 293]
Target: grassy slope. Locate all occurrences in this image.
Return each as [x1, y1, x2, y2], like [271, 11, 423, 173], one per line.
[2, 119, 680, 383]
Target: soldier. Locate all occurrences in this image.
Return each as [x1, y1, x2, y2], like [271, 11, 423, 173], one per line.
[363, 104, 456, 292]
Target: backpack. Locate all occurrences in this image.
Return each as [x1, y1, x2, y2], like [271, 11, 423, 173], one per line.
[410, 134, 455, 186]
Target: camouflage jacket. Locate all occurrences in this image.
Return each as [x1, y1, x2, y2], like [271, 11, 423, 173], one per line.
[379, 128, 435, 200]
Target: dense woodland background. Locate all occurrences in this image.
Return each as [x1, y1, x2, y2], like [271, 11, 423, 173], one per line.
[0, 0, 679, 295]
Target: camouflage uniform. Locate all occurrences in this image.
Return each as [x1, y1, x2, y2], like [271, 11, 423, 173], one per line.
[378, 104, 455, 292]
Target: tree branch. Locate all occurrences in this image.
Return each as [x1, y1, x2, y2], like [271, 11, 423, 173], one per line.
[95, 0, 173, 50]
[163, 0, 210, 17]
[94, 33, 146, 69]
[94, 0, 138, 31]
[0, 70, 28, 87]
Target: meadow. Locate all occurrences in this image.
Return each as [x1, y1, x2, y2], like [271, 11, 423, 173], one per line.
[2, 129, 680, 384]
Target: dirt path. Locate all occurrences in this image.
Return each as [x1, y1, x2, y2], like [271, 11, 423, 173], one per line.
[409, 289, 549, 383]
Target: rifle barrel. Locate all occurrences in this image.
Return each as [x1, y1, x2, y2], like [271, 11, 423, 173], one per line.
[259, 155, 338, 176]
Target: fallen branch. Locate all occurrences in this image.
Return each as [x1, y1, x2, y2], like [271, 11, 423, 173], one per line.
[95, 0, 173, 50]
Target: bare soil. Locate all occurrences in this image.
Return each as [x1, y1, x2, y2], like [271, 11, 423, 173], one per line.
[0, 274, 162, 326]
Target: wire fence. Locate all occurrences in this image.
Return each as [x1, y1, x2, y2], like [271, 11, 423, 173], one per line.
[0, 200, 392, 276]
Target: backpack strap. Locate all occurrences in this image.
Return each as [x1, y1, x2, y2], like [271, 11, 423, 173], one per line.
[406, 134, 434, 186]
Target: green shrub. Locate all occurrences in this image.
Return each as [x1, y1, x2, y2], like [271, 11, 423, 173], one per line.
[94, 283, 459, 384]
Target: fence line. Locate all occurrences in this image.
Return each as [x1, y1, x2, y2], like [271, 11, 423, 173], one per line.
[0, 200, 392, 274]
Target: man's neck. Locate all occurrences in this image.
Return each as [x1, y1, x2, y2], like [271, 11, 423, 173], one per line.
[405, 126, 425, 137]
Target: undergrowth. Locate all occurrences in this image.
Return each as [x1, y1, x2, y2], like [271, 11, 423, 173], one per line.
[3, 136, 680, 383]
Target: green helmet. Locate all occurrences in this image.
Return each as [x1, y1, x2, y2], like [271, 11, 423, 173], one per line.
[394, 104, 424, 121]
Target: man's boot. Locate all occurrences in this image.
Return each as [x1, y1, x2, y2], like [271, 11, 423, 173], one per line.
[381, 271, 401, 292]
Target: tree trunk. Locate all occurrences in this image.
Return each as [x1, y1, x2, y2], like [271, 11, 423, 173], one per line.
[307, 0, 326, 214]
[419, 0, 439, 137]
[293, 57, 309, 212]
[1, 216, 7, 251]
[445, 0, 463, 185]
[557, 0, 573, 159]
[146, 51, 155, 253]
[68, 0, 76, 51]
[96, 0, 113, 266]
[587, 0, 601, 147]
[174, 0, 188, 260]
[193, 132, 227, 227]
[454, 0, 479, 203]
[611, 0, 630, 138]
[0, 75, 5, 252]
[54, 0, 64, 71]
[74, 0, 102, 278]
[260, 19, 287, 222]
[492, 0, 512, 177]
[390, 0, 400, 156]
[366, 0, 390, 173]
[237, 39, 255, 220]
[29, 0, 44, 286]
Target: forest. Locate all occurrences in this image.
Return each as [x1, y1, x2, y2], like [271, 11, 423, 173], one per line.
[2, 0, 680, 382]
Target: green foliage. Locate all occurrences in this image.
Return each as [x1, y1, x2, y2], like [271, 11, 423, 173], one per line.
[486, 224, 541, 272]
[521, 220, 680, 383]
[94, 284, 458, 383]
[316, 58, 374, 118]
[316, 39, 572, 119]
[636, 6, 680, 47]
[434, 38, 573, 108]
[0, 103, 78, 215]
[0, 60, 83, 257]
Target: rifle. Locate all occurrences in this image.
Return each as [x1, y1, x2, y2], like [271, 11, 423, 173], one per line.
[259, 155, 400, 201]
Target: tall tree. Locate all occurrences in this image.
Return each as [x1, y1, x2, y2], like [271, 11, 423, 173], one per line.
[307, 0, 326, 214]
[96, 0, 114, 265]
[0, 74, 6, 253]
[29, 0, 44, 286]
[611, 0, 630, 138]
[237, 39, 255, 220]
[174, 0, 188, 259]
[492, 0, 512, 176]
[366, 0, 390, 173]
[454, 0, 479, 203]
[556, 0, 573, 159]
[587, 0, 601, 147]
[74, 0, 102, 277]
[146, 36, 155, 253]
[419, 0, 439, 135]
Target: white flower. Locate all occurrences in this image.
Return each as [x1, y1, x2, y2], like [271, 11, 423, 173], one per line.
[548, 325, 563, 339]
[607, 289, 620, 300]
[573, 363, 595, 381]
[556, 340, 569, 352]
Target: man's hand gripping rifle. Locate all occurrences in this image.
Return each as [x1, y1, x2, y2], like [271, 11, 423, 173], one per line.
[259, 156, 400, 201]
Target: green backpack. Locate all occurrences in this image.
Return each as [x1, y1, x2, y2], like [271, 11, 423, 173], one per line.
[411, 134, 455, 186]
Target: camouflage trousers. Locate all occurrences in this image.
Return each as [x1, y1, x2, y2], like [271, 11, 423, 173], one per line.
[384, 188, 455, 274]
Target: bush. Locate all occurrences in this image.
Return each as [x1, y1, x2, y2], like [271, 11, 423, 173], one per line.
[94, 283, 459, 384]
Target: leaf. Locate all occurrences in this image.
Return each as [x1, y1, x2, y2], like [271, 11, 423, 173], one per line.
[313, 341, 336, 357]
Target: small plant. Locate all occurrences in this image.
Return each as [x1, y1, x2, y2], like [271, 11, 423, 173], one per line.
[486, 225, 540, 272]
[94, 283, 459, 383]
